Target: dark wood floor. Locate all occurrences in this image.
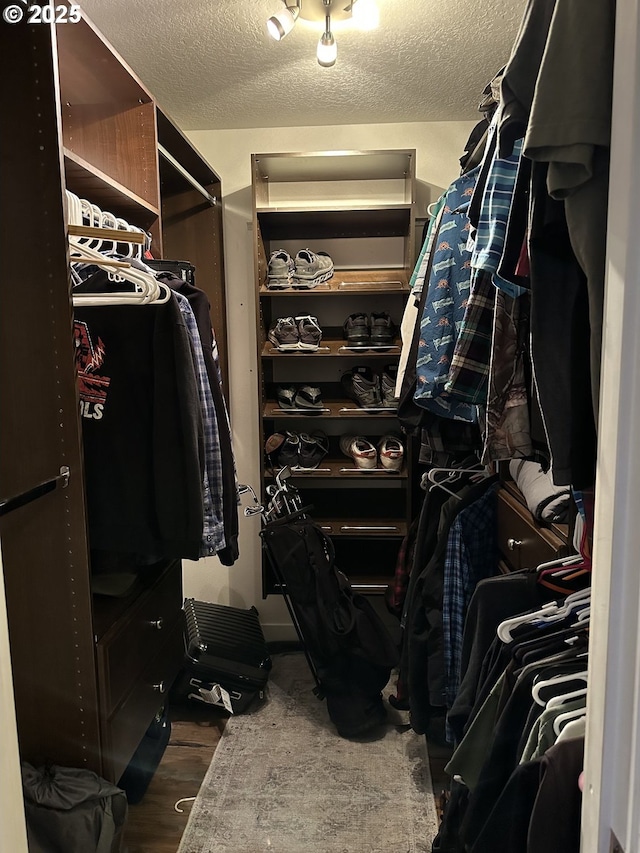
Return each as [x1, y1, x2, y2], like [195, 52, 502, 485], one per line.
[122, 698, 451, 853]
[122, 702, 227, 853]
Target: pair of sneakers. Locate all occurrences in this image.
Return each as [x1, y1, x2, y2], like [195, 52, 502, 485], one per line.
[268, 249, 334, 288]
[265, 430, 329, 470]
[268, 315, 323, 351]
[343, 312, 397, 348]
[341, 365, 399, 409]
[339, 434, 404, 471]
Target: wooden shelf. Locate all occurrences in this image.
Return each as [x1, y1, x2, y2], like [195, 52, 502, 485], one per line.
[253, 150, 416, 184]
[256, 207, 412, 241]
[255, 150, 416, 598]
[266, 459, 407, 479]
[261, 338, 401, 358]
[64, 149, 160, 225]
[314, 518, 407, 537]
[263, 400, 398, 418]
[259, 268, 409, 295]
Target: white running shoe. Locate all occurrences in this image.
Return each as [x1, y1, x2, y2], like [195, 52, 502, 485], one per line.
[339, 435, 377, 469]
[378, 435, 404, 471]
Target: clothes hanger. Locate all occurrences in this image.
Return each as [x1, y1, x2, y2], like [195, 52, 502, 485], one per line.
[545, 685, 588, 710]
[553, 705, 588, 737]
[66, 191, 169, 305]
[496, 588, 591, 642]
[70, 240, 171, 305]
[423, 465, 491, 501]
[531, 669, 589, 706]
[555, 715, 586, 742]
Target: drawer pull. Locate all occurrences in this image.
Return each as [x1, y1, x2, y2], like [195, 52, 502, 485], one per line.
[150, 618, 164, 631]
[153, 681, 166, 694]
[507, 538, 523, 551]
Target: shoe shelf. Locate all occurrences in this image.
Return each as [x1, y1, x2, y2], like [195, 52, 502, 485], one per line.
[314, 519, 408, 538]
[261, 339, 402, 358]
[259, 268, 410, 295]
[255, 207, 412, 241]
[253, 149, 417, 596]
[265, 459, 407, 479]
[263, 400, 399, 418]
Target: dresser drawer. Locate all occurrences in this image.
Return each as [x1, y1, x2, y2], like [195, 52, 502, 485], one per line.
[103, 619, 184, 783]
[496, 488, 567, 571]
[96, 563, 182, 716]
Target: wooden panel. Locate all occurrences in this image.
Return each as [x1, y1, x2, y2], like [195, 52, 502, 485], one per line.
[160, 185, 229, 394]
[56, 14, 153, 105]
[0, 20, 100, 773]
[64, 150, 160, 225]
[62, 102, 159, 207]
[97, 564, 182, 716]
[105, 620, 184, 783]
[496, 488, 567, 571]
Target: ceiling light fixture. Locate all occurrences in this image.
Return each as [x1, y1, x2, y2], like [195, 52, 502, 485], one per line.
[351, 0, 379, 30]
[266, 0, 378, 67]
[266, 2, 300, 41]
[317, 2, 337, 67]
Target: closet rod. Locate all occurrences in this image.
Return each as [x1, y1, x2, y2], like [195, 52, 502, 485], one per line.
[158, 144, 217, 207]
[0, 466, 70, 518]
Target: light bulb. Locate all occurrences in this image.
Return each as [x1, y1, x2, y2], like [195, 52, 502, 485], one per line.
[317, 32, 337, 67]
[352, 0, 379, 30]
[267, 6, 298, 41]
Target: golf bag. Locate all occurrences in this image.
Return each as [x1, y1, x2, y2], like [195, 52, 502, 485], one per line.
[260, 502, 399, 738]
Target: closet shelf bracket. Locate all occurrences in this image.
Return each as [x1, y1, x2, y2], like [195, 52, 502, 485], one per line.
[0, 466, 70, 518]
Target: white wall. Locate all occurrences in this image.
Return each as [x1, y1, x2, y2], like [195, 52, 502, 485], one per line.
[183, 120, 475, 639]
[0, 547, 29, 852]
[582, 3, 640, 851]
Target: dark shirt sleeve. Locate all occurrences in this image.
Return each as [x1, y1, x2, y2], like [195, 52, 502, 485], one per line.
[527, 737, 584, 853]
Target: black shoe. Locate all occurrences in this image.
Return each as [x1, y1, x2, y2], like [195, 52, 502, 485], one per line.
[370, 312, 395, 348]
[380, 364, 399, 408]
[343, 312, 370, 348]
[341, 366, 382, 408]
[298, 431, 329, 469]
[265, 431, 299, 468]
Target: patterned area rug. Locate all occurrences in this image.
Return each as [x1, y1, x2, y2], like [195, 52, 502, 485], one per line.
[178, 652, 438, 853]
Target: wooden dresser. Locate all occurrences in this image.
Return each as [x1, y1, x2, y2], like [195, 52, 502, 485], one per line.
[496, 478, 572, 574]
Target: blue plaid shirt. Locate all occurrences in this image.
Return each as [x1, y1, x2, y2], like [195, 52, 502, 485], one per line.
[443, 483, 499, 710]
[174, 292, 226, 555]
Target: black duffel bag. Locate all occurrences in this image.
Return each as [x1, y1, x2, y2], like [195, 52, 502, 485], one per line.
[21, 762, 127, 853]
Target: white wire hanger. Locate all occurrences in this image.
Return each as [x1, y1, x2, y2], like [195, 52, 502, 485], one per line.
[422, 463, 492, 500]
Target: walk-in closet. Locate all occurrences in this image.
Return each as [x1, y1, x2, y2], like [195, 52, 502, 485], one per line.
[1, 1, 638, 852]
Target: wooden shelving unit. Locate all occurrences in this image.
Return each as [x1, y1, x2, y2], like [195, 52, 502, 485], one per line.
[0, 12, 228, 785]
[252, 149, 417, 594]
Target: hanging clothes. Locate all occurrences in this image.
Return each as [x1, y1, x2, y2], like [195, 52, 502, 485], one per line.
[159, 271, 239, 565]
[172, 290, 226, 557]
[74, 271, 205, 560]
[413, 165, 480, 423]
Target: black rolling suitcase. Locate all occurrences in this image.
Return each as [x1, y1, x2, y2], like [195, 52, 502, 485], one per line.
[172, 599, 272, 714]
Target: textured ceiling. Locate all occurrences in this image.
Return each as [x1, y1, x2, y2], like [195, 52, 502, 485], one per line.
[80, 0, 524, 131]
